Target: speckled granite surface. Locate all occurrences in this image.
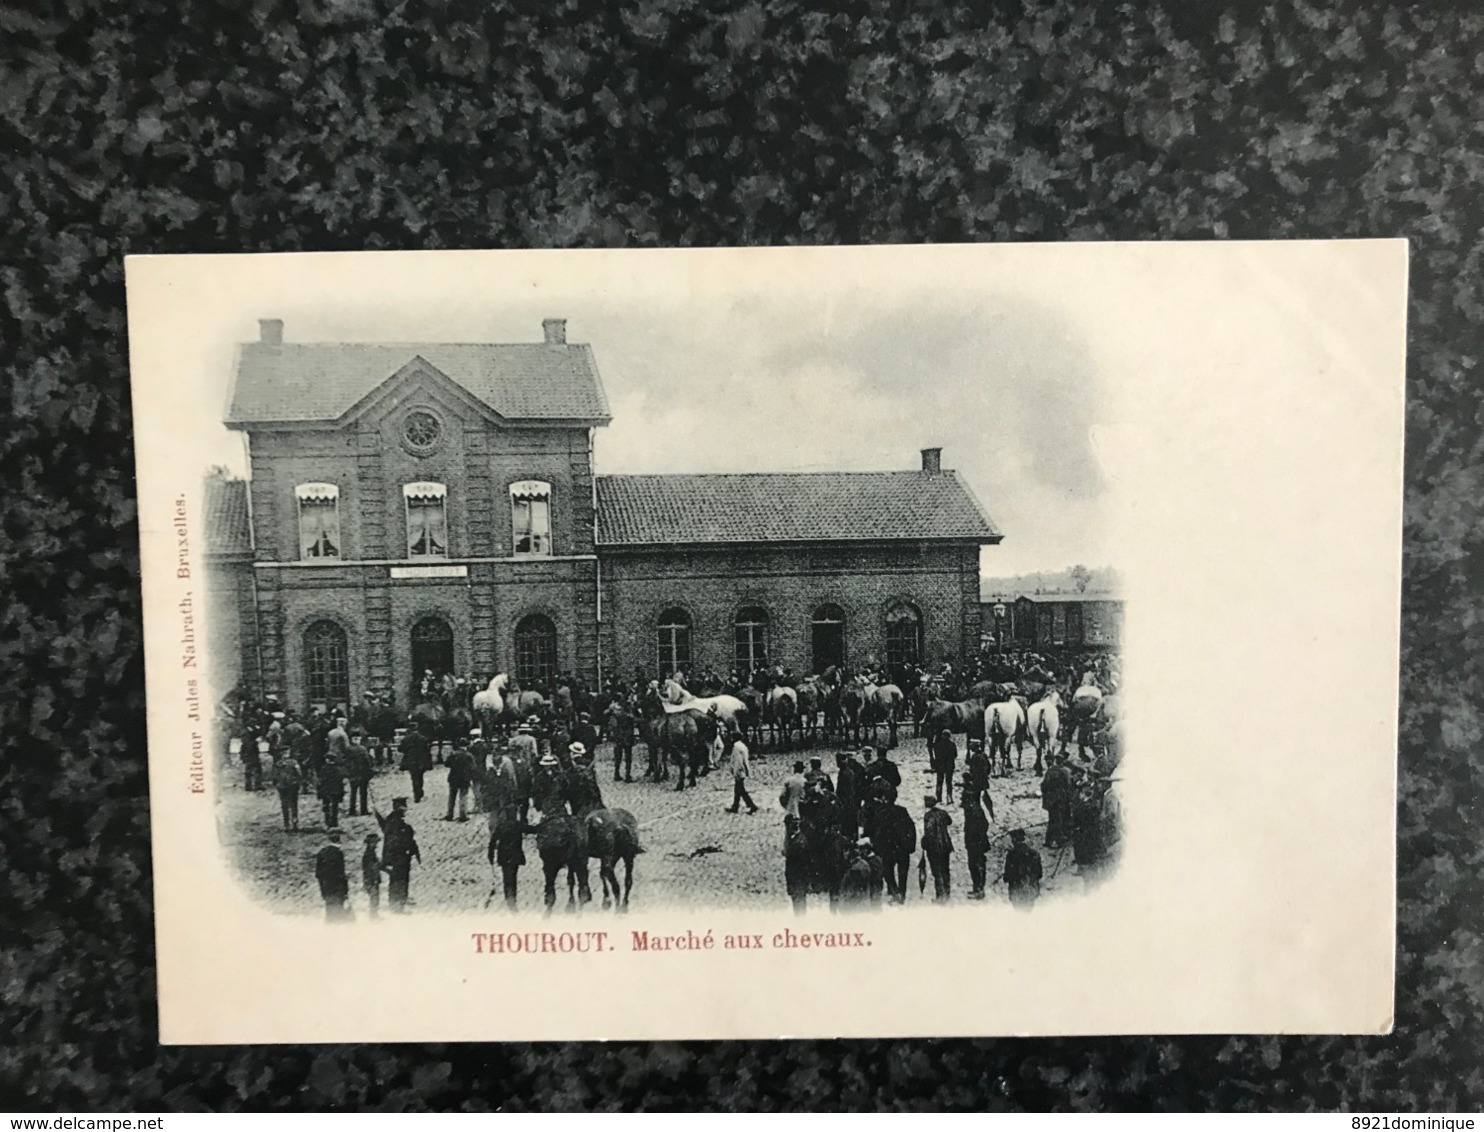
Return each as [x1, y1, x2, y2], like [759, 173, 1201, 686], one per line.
[2, 0, 1480, 1112]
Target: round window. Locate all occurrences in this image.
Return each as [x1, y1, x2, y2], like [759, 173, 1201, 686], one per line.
[402, 410, 442, 452]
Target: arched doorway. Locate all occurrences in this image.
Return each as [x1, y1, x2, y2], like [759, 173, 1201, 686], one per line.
[514, 614, 558, 689]
[304, 620, 349, 708]
[811, 603, 846, 674]
[410, 616, 454, 680]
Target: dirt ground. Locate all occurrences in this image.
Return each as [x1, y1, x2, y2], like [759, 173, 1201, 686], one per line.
[220, 732, 1091, 918]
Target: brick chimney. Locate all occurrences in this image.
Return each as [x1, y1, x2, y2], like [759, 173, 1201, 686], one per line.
[258, 318, 283, 346]
[543, 318, 567, 345]
[920, 447, 942, 474]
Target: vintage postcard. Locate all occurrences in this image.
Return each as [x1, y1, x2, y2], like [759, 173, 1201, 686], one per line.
[127, 243, 1405, 1043]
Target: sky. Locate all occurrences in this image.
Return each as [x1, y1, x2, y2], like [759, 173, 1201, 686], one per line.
[192, 246, 1121, 577]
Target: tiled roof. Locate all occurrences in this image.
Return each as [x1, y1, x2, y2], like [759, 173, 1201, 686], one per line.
[203, 476, 252, 556]
[227, 342, 611, 424]
[596, 471, 1000, 546]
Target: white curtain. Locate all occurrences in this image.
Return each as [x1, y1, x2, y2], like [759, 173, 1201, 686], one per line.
[512, 493, 550, 554]
[298, 497, 339, 559]
[407, 495, 447, 556]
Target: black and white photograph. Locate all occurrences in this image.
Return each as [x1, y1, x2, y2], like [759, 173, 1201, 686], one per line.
[201, 298, 1124, 920]
[128, 243, 1401, 1043]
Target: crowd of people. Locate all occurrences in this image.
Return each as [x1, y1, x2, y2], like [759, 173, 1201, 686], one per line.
[219, 644, 1123, 919]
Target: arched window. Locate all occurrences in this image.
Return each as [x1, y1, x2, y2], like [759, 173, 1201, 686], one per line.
[514, 614, 558, 689]
[403, 481, 448, 558]
[811, 603, 846, 674]
[410, 616, 454, 679]
[304, 620, 349, 708]
[885, 602, 923, 669]
[510, 480, 552, 556]
[734, 606, 768, 676]
[657, 608, 692, 678]
[295, 483, 340, 560]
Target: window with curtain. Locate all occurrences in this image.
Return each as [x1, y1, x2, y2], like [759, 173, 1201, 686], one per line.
[510, 480, 552, 556]
[304, 620, 349, 706]
[657, 608, 692, 678]
[403, 481, 448, 558]
[296, 483, 340, 560]
[733, 606, 768, 675]
[885, 602, 923, 669]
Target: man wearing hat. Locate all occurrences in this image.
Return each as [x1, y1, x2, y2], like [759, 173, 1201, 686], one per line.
[607, 697, 638, 783]
[361, 832, 383, 919]
[314, 827, 352, 922]
[921, 794, 954, 903]
[376, 798, 421, 913]
[399, 720, 433, 804]
[961, 775, 991, 900]
[444, 736, 475, 822]
[510, 717, 540, 765]
[724, 727, 758, 815]
[571, 711, 599, 759]
[271, 741, 303, 832]
[803, 757, 833, 794]
[532, 749, 565, 815]
[344, 732, 373, 817]
[1003, 828, 1043, 909]
[1040, 753, 1074, 850]
[565, 743, 604, 814]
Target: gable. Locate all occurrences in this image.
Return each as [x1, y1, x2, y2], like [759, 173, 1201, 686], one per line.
[226, 341, 612, 427]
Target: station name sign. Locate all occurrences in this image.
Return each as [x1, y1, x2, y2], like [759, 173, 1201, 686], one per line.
[389, 564, 468, 580]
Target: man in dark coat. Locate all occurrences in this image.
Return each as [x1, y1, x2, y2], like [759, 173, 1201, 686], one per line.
[570, 712, 599, 758]
[377, 798, 420, 913]
[241, 725, 264, 792]
[314, 828, 352, 921]
[487, 798, 527, 912]
[833, 750, 864, 840]
[444, 739, 475, 822]
[271, 746, 302, 832]
[361, 833, 382, 919]
[344, 736, 373, 817]
[803, 757, 833, 794]
[564, 744, 605, 815]
[1040, 754, 1074, 850]
[921, 794, 954, 903]
[865, 745, 901, 800]
[399, 723, 432, 804]
[317, 748, 345, 829]
[962, 776, 992, 899]
[932, 729, 959, 803]
[607, 699, 638, 783]
[1003, 828, 1043, 909]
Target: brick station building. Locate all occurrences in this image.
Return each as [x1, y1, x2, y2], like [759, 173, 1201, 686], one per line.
[204, 318, 1001, 710]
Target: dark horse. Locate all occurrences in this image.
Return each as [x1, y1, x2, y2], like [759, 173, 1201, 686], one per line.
[584, 807, 643, 911]
[640, 691, 704, 789]
[533, 775, 591, 914]
[784, 805, 851, 914]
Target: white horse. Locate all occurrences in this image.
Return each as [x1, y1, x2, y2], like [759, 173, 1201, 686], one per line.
[472, 673, 509, 716]
[983, 698, 1028, 775]
[860, 680, 905, 738]
[661, 681, 747, 728]
[1026, 689, 1064, 773]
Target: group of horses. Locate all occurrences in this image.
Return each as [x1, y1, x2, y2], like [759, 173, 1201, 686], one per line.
[522, 768, 643, 915]
[922, 675, 1119, 778]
